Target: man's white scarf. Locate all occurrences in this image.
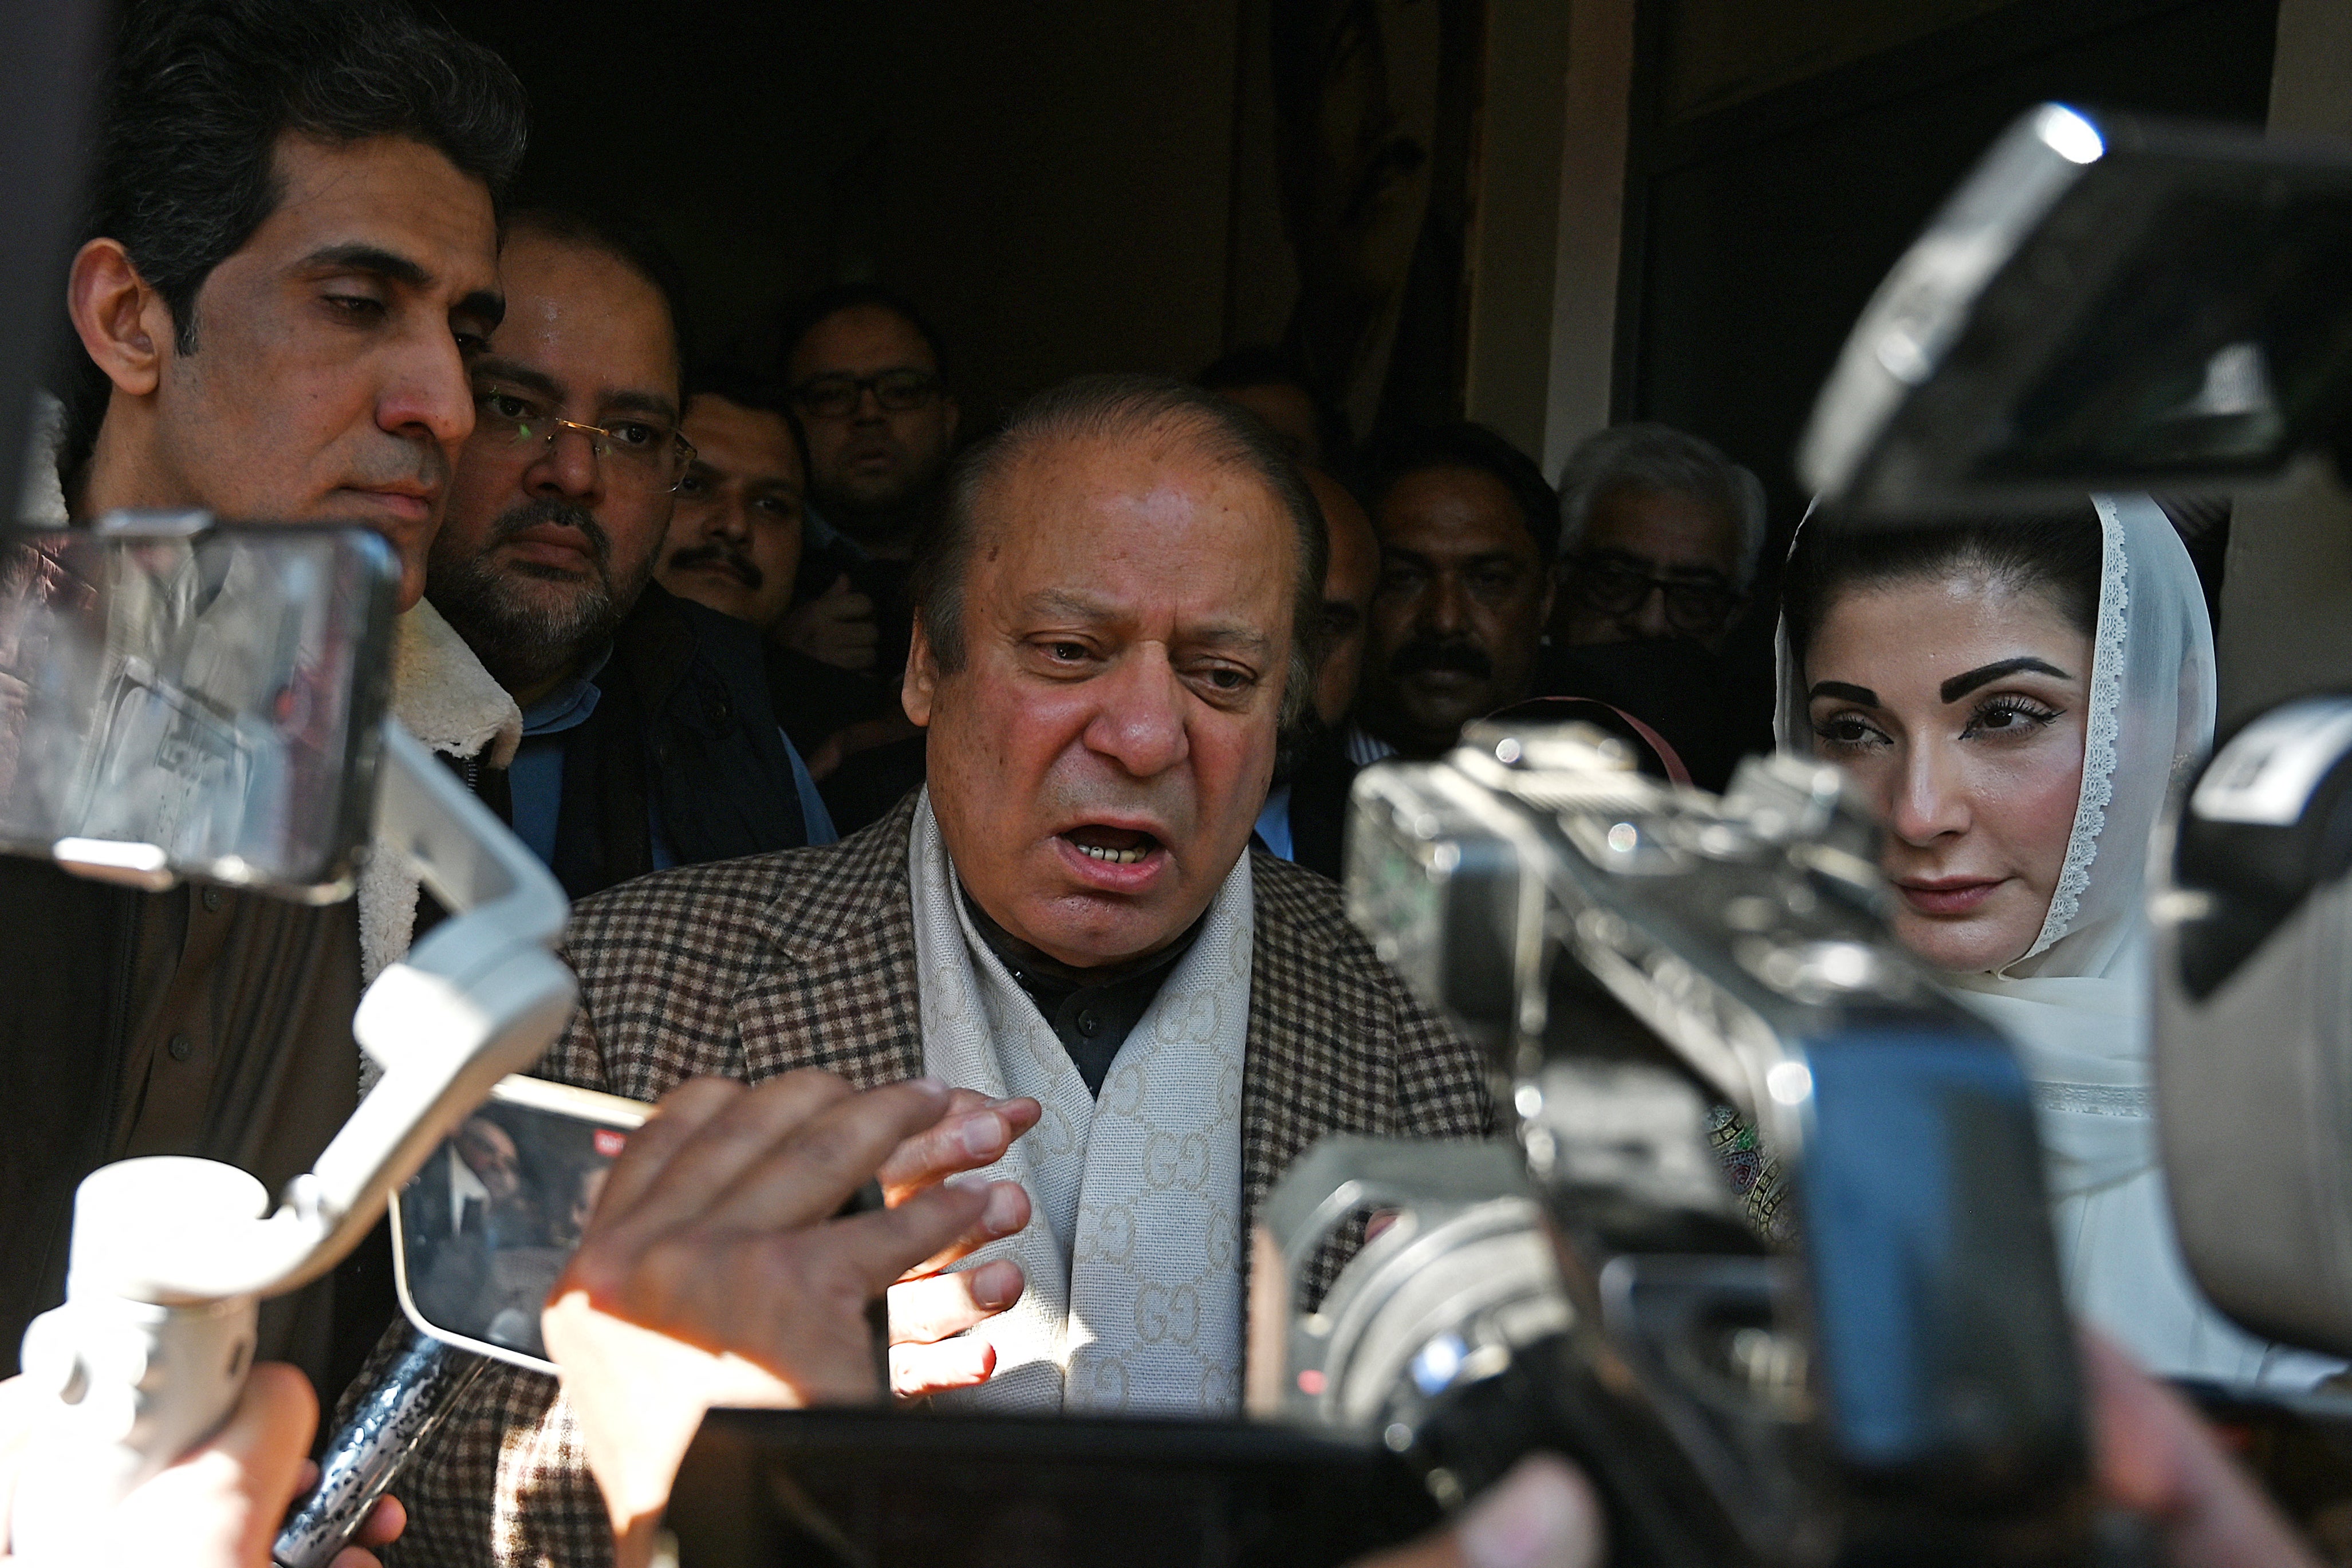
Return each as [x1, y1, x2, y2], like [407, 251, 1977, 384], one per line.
[907, 791, 1250, 1416]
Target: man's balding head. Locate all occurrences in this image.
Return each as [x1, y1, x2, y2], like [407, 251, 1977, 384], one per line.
[912, 375, 1327, 725]
[902, 374, 1326, 968]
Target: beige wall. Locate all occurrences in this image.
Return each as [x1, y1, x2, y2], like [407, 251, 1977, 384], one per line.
[2215, 0, 2352, 726]
[1539, 0, 1636, 478]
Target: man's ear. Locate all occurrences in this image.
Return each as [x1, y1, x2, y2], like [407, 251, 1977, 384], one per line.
[67, 239, 174, 398]
[903, 618, 939, 727]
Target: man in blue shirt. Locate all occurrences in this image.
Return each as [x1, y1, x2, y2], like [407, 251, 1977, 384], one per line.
[427, 207, 832, 897]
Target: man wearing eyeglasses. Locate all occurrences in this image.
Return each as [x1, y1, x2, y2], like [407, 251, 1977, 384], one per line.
[1550, 424, 1764, 655]
[771, 284, 961, 684]
[1535, 424, 1768, 789]
[1352, 423, 1561, 763]
[427, 207, 833, 900]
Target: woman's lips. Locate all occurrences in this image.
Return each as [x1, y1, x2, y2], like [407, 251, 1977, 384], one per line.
[1896, 877, 2005, 916]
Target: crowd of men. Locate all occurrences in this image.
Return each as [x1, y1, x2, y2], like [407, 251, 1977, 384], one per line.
[0, 2, 2314, 1568]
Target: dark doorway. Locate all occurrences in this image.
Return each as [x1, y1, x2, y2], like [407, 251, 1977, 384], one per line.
[1621, 0, 2281, 530]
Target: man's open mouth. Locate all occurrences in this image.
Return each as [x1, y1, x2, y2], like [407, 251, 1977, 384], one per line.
[1061, 826, 1160, 866]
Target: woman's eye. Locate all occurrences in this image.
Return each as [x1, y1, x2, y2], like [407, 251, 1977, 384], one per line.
[1968, 697, 2061, 737]
[1812, 714, 1884, 750]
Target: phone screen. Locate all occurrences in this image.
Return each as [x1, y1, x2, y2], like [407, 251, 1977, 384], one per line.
[0, 522, 398, 898]
[392, 1076, 649, 1372]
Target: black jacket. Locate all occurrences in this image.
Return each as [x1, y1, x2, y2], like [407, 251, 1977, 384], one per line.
[541, 584, 812, 901]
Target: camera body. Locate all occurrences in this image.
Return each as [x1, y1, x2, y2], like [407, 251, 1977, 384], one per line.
[1251, 723, 2095, 1566]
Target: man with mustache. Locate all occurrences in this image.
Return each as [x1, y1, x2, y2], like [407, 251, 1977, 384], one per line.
[1352, 423, 1559, 762]
[385, 376, 1492, 1564]
[426, 208, 834, 901]
[0, 0, 527, 1419]
[653, 367, 925, 831]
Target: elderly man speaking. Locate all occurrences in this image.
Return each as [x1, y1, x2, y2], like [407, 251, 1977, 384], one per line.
[393, 376, 1490, 1564]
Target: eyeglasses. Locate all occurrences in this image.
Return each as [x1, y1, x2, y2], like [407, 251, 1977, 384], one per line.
[474, 389, 698, 493]
[790, 369, 944, 419]
[1566, 555, 1740, 636]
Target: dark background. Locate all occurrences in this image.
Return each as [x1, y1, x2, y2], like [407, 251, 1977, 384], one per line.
[453, 0, 2282, 500]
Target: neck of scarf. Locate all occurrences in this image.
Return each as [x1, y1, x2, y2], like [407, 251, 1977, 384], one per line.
[907, 791, 1253, 1415]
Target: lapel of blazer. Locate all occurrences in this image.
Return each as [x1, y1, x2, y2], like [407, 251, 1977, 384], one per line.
[1239, 849, 1400, 1224]
[736, 791, 927, 1089]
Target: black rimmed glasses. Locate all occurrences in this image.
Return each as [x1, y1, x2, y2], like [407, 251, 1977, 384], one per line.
[1565, 554, 1741, 636]
[474, 388, 698, 493]
[790, 369, 944, 419]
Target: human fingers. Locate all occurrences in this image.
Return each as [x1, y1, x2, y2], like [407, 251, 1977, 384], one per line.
[1349, 1455, 1604, 1568]
[608, 1071, 865, 1240]
[905, 1178, 1031, 1274]
[700, 1077, 959, 1234]
[887, 1260, 1025, 1345]
[877, 1093, 1041, 1200]
[889, 1336, 998, 1398]
[586, 1076, 743, 1220]
[820, 1180, 998, 1297]
[353, 1492, 405, 1550]
[111, 1362, 319, 1568]
[2083, 1332, 2323, 1568]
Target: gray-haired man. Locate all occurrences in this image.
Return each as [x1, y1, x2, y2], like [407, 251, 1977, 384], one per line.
[1551, 423, 1766, 654]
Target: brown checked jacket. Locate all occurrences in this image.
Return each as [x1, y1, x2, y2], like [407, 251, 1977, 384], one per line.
[379, 791, 1493, 1568]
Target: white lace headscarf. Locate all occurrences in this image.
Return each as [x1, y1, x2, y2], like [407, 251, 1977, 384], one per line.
[1774, 495, 2217, 1193]
[1776, 495, 2213, 979]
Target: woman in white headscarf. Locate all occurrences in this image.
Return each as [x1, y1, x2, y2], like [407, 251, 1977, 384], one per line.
[1776, 494, 2338, 1386]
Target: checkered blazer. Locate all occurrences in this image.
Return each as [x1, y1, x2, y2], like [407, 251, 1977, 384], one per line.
[380, 792, 1492, 1568]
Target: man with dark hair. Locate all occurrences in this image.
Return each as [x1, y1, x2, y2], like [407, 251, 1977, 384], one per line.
[0, 0, 527, 1392]
[772, 282, 959, 682]
[655, 364, 924, 830]
[426, 208, 834, 901]
[1353, 421, 1558, 761]
[1255, 466, 1379, 880]
[1197, 343, 1353, 475]
[388, 374, 1489, 1564]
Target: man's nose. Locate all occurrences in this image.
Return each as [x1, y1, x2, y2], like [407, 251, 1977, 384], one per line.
[1419, 573, 1471, 637]
[1627, 582, 1675, 640]
[1885, 740, 1971, 846]
[709, 498, 751, 544]
[1084, 649, 1191, 778]
[378, 333, 474, 451]
[526, 425, 603, 502]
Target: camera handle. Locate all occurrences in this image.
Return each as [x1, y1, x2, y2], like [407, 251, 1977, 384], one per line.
[7, 724, 576, 1564]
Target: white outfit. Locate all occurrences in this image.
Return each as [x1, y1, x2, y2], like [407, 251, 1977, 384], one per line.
[908, 792, 1251, 1415]
[1777, 495, 2337, 1385]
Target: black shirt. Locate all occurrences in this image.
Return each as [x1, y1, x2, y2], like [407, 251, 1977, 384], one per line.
[957, 887, 1206, 1097]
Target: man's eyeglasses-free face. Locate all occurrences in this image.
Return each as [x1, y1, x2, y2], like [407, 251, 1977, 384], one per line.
[790, 369, 944, 419]
[472, 388, 698, 493]
[1566, 554, 1741, 636]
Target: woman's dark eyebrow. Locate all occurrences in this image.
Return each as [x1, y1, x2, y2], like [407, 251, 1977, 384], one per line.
[1941, 656, 2070, 703]
[1809, 680, 1878, 706]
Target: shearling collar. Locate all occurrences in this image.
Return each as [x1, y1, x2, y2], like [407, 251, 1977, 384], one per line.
[359, 601, 524, 985]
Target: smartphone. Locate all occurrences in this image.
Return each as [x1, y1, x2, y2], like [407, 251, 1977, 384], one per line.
[0, 518, 399, 900]
[390, 1074, 651, 1374]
